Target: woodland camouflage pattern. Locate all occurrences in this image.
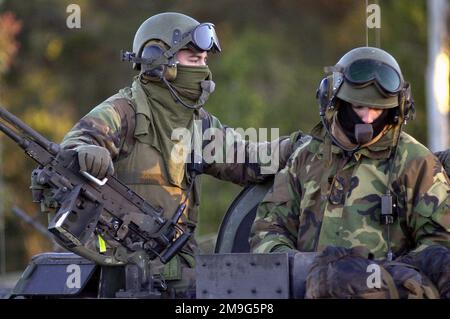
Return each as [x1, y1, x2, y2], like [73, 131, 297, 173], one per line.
[436, 150, 450, 177]
[250, 121, 450, 260]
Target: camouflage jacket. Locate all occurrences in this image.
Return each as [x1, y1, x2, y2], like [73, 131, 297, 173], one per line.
[60, 82, 296, 272]
[250, 121, 450, 259]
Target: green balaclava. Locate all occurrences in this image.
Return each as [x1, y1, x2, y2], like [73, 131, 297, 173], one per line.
[132, 65, 213, 187]
[169, 64, 213, 101]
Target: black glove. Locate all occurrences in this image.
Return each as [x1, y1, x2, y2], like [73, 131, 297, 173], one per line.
[77, 145, 114, 179]
[382, 261, 439, 299]
[434, 149, 450, 176]
[397, 245, 450, 299]
[305, 246, 400, 299]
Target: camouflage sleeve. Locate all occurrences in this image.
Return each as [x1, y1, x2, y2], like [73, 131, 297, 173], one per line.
[395, 150, 450, 296]
[60, 101, 125, 160]
[201, 112, 298, 186]
[402, 153, 450, 251]
[435, 148, 450, 177]
[279, 130, 308, 169]
[249, 159, 301, 253]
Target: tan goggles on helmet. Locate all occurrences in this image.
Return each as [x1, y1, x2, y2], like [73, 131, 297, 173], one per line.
[344, 59, 402, 95]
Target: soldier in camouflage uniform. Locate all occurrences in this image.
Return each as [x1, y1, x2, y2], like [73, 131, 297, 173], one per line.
[58, 12, 294, 298]
[250, 47, 450, 298]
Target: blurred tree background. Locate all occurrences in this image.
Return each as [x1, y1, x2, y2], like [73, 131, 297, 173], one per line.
[0, 0, 448, 271]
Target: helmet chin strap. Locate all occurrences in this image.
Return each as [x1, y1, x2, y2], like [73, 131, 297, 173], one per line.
[322, 117, 374, 152]
[161, 77, 216, 110]
[321, 114, 361, 153]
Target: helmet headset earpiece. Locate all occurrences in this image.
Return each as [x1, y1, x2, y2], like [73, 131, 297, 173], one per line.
[316, 69, 344, 116]
[398, 81, 415, 124]
[139, 40, 178, 82]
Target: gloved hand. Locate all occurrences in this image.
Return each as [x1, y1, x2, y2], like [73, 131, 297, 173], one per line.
[397, 245, 450, 299]
[77, 145, 114, 179]
[434, 149, 450, 176]
[381, 261, 439, 299]
[305, 246, 400, 299]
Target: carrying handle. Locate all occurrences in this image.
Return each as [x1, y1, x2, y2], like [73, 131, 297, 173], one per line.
[80, 171, 108, 186]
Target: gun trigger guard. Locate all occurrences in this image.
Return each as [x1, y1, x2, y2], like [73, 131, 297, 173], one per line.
[80, 171, 108, 186]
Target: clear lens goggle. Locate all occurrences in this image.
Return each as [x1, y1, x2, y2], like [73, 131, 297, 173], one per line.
[185, 23, 221, 53]
[343, 59, 402, 96]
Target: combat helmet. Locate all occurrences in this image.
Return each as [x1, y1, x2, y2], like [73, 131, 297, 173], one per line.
[123, 12, 221, 77]
[316, 46, 415, 149]
[335, 47, 404, 109]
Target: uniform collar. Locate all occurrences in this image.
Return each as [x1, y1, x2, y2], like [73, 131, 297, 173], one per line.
[310, 120, 396, 161]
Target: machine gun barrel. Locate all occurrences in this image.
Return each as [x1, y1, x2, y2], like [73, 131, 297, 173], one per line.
[0, 106, 60, 155]
[11, 206, 52, 239]
[0, 120, 23, 145]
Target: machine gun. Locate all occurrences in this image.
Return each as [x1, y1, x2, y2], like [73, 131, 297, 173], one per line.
[0, 106, 191, 297]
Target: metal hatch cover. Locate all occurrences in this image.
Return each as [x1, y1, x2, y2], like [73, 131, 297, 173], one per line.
[196, 253, 289, 299]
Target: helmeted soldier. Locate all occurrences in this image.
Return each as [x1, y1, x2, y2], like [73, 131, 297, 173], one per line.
[58, 12, 295, 298]
[250, 47, 450, 299]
